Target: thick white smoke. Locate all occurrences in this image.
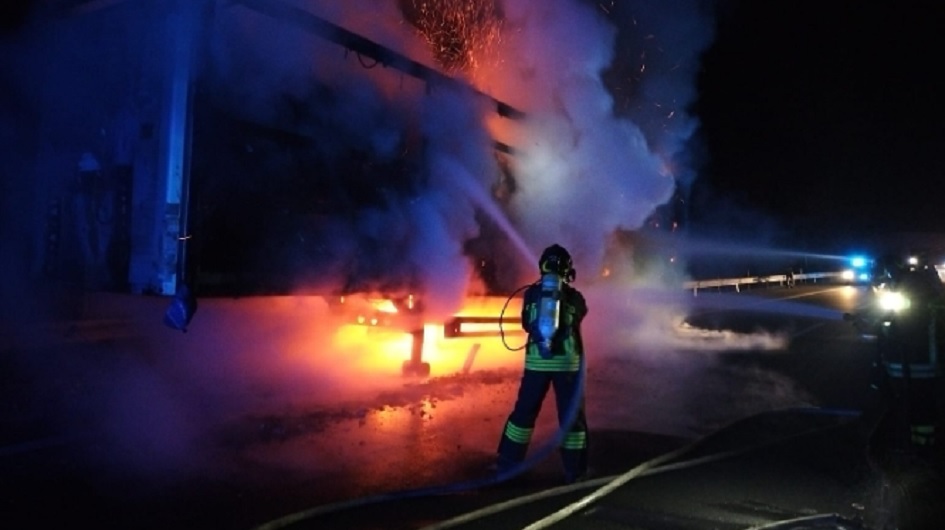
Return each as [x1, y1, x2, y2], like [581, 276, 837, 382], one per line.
[205, 0, 715, 300]
[485, 1, 673, 271]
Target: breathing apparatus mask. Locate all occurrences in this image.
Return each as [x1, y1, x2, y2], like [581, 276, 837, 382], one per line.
[535, 244, 576, 359]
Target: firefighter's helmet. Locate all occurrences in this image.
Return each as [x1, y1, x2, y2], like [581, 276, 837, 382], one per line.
[539, 244, 576, 282]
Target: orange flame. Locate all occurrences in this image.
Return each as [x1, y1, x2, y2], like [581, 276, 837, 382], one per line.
[330, 294, 524, 376]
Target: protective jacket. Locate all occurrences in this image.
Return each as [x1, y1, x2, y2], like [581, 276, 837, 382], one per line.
[521, 281, 588, 372]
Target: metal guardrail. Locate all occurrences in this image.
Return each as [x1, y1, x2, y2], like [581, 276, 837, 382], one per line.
[682, 271, 845, 294]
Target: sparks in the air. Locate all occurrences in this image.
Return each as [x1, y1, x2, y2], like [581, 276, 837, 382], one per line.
[407, 0, 504, 74]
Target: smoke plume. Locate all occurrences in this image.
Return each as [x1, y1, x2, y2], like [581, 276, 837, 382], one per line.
[202, 0, 716, 299]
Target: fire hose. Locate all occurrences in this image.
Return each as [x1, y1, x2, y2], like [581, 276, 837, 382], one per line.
[422, 407, 869, 530]
[251, 283, 585, 530]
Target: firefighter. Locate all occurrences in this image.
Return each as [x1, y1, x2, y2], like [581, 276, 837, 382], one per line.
[877, 256, 944, 456]
[496, 244, 589, 483]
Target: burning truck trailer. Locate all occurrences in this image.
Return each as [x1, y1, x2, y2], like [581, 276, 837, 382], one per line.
[185, 107, 529, 377]
[35, 0, 683, 380]
[172, 1, 538, 378]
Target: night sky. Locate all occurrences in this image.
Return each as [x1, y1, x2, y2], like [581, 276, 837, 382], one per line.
[691, 1, 945, 241]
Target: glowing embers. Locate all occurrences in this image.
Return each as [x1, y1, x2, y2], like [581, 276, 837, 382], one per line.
[336, 293, 421, 328]
[356, 297, 396, 327]
[406, 0, 504, 73]
[329, 295, 525, 377]
[369, 398, 438, 435]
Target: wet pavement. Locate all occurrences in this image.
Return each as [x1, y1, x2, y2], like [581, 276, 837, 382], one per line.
[2, 286, 944, 529]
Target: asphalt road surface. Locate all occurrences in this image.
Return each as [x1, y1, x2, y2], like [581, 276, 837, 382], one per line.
[2, 281, 942, 529]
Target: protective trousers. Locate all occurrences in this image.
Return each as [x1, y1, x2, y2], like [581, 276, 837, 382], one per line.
[889, 376, 940, 449]
[497, 368, 588, 482]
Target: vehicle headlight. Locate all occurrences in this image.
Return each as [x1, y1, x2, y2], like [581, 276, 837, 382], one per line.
[878, 291, 910, 312]
[841, 269, 855, 281]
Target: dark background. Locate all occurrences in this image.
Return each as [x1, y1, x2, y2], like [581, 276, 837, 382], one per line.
[691, 1, 945, 240]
